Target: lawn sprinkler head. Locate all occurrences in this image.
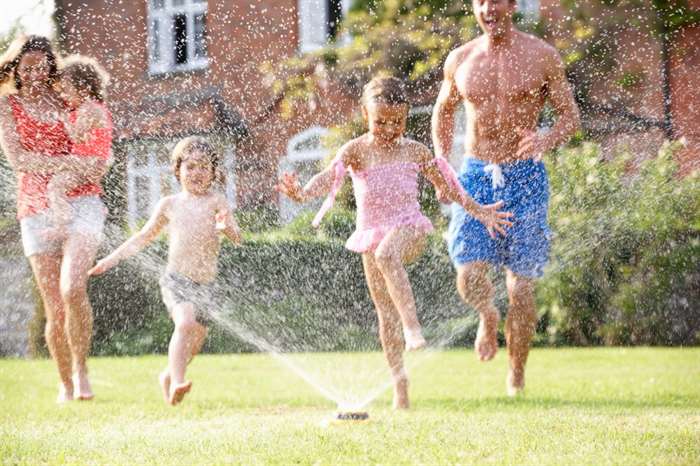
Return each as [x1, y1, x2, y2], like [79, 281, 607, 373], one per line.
[335, 411, 369, 421]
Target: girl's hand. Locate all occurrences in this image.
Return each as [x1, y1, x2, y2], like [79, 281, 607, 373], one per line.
[274, 171, 305, 202]
[88, 256, 118, 276]
[475, 201, 514, 239]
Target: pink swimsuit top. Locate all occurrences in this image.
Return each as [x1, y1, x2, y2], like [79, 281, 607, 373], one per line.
[313, 155, 463, 253]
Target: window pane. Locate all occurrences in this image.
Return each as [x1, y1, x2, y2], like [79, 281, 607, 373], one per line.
[151, 0, 165, 10]
[172, 0, 186, 6]
[173, 14, 188, 65]
[327, 0, 342, 39]
[149, 18, 160, 63]
[194, 13, 207, 58]
[134, 176, 151, 219]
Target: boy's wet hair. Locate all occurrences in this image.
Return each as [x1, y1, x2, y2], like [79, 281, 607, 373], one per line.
[0, 35, 58, 90]
[361, 76, 409, 107]
[171, 136, 225, 187]
[59, 55, 110, 102]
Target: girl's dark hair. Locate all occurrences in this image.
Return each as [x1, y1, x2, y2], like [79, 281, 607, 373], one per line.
[361, 76, 409, 107]
[59, 55, 110, 102]
[171, 136, 226, 187]
[0, 35, 58, 90]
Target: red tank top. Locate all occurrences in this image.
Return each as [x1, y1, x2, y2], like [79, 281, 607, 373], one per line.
[9, 96, 108, 218]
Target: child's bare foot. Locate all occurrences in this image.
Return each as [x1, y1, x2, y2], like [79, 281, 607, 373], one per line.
[392, 377, 409, 409]
[73, 372, 94, 401]
[475, 311, 499, 361]
[169, 381, 192, 405]
[506, 368, 525, 397]
[404, 327, 426, 351]
[159, 371, 171, 403]
[56, 382, 74, 404]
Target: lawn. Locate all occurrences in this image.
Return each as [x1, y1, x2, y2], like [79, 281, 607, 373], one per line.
[1, 348, 699, 465]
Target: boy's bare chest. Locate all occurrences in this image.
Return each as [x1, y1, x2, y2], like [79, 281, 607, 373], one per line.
[169, 200, 217, 232]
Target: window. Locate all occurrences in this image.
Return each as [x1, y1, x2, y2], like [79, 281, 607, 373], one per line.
[517, 0, 540, 20]
[278, 127, 329, 223]
[298, 0, 351, 53]
[148, 0, 208, 74]
[126, 141, 236, 228]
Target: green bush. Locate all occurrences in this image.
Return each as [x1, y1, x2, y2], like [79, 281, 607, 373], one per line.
[47, 231, 466, 356]
[539, 141, 700, 345]
[27, 141, 699, 355]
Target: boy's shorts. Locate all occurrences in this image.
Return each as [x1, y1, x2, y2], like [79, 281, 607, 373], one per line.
[160, 271, 216, 326]
[20, 195, 106, 257]
[448, 157, 551, 278]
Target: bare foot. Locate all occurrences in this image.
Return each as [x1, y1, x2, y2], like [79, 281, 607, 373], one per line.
[159, 371, 171, 403]
[404, 327, 427, 351]
[169, 381, 192, 406]
[56, 382, 74, 404]
[506, 368, 525, 397]
[475, 311, 499, 361]
[392, 377, 409, 409]
[73, 372, 94, 401]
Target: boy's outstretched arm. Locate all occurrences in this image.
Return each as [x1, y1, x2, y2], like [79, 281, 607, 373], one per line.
[88, 197, 171, 275]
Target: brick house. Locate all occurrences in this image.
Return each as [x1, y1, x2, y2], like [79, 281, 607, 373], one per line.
[54, 0, 357, 226]
[53, 0, 699, 228]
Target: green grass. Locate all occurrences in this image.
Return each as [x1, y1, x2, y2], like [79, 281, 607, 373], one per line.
[1, 348, 699, 465]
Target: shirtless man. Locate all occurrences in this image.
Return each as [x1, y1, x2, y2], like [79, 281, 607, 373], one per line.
[431, 0, 580, 395]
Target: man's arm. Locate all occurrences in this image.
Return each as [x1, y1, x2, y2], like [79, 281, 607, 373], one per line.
[517, 46, 581, 160]
[431, 48, 464, 159]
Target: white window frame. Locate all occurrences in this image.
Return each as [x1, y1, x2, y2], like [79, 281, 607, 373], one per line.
[148, 0, 209, 75]
[127, 142, 237, 228]
[278, 126, 329, 223]
[298, 0, 351, 53]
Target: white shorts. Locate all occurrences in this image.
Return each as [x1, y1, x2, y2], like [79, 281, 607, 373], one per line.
[20, 195, 106, 257]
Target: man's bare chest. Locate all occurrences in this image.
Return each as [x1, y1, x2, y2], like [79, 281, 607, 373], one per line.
[455, 54, 546, 105]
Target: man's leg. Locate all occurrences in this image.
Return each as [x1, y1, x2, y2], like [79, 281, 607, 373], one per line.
[504, 270, 537, 396]
[456, 261, 500, 361]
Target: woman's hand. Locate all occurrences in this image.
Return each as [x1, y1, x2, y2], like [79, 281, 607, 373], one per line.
[474, 201, 514, 239]
[274, 171, 305, 202]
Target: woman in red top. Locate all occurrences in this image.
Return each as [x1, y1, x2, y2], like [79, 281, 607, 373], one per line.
[0, 36, 110, 402]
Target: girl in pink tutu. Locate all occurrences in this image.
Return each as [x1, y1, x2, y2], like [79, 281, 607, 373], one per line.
[277, 76, 512, 408]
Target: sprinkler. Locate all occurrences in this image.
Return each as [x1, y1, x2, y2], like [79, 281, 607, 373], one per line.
[335, 411, 369, 421]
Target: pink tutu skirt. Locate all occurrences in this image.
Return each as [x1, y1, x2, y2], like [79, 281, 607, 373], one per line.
[345, 213, 434, 253]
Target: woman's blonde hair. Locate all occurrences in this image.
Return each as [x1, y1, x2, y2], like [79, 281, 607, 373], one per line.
[59, 54, 110, 102]
[171, 136, 225, 187]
